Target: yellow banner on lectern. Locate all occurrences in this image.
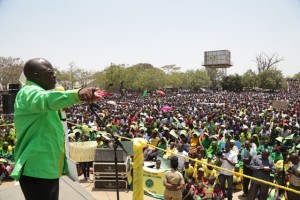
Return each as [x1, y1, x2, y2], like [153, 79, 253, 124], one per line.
[69, 141, 97, 162]
[143, 167, 165, 199]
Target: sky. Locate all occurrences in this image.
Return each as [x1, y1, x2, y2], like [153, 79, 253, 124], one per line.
[0, 0, 299, 76]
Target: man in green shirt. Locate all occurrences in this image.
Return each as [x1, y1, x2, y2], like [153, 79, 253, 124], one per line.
[269, 146, 283, 163]
[11, 58, 103, 200]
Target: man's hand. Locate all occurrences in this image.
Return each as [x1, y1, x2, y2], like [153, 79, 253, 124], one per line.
[263, 167, 272, 172]
[222, 157, 227, 161]
[78, 87, 104, 103]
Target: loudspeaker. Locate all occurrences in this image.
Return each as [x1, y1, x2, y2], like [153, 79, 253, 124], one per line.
[94, 179, 128, 190]
[93, 157, 130, 176]
[1, 94, 15, 115]
[8, 83, 21, 90]
[94, 148, 127, 162]
[8, 84, 21, 95]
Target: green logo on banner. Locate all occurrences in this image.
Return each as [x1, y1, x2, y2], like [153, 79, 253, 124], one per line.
[145, 179, 154, 188]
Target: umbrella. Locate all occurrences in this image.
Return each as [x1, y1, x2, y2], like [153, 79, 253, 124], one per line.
[161, 106, 173, 112]
[107, 100, 117, 106]
[156, 90, 166, 96]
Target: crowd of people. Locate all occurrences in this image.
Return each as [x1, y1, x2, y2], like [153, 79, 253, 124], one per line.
[0, 78, 300, 200]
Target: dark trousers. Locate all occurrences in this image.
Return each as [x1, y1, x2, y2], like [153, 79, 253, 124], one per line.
[19, 175, 59, 200]
[81, 162, 90, 178]
[246, 183, 269, 200]
[243, 165, 253, 194]
[287, 184, 300, 200]
[219, 173, 233, 200]
[0, 168, 7, 182]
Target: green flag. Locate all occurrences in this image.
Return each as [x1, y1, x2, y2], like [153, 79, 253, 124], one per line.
[141, 89, 147, 98]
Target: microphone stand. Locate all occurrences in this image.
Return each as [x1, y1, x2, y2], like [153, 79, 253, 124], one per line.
[89, 104, 127, 200]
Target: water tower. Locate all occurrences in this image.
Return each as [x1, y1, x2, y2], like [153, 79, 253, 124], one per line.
[202, 50, 233, 89]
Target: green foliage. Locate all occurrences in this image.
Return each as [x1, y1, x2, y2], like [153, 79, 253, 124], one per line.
[103, 64, 126, 91]
[0, 55, 286, 92]
[257, 68, 284, 90]
[164, 72, 185, 89]
[55, 69, 71, 89]
[122, 63, 163, 91]
[55, 62, 92, 89]
[221, 74, 243, 91]
[183, 69, 211, 91]
[91, 71, 106, 88]
[241, 70, 258, 88]
[293, 72, 300, 80]
[241, 68, 285, 90]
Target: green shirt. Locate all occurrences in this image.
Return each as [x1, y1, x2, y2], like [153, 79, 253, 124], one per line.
[11, 81, 81, 180]
[269, 152, 283, 163]
[257, 145, 272, 154]
[202, 138, 211, 149]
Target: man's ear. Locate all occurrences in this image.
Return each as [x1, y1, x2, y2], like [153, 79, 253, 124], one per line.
[34, 72, 40, 79]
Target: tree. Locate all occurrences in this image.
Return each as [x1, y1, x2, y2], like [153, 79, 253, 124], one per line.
[91, 71, 106, 89]
[0, 57, 24, 91]
[160, 64, 181, 74]
[164, 72, 185, 89]
[132, 67, 166, 91]
[182, 69, 211, 91]
[241, 69, 258, 88]
[103, 63, 126, 91]
[55, 62, 92, 89]
[68, 62, 80, 89]
[55, 69, 71, 89]
[76, 69, 92, 88]
[122, 63, 165, 91]
[293, 72, 300, 80]
[205, 67, 226, 89]
[254, 52, 284, 72]
[257, 68, 284, 90]
[221, 74, 243, 91]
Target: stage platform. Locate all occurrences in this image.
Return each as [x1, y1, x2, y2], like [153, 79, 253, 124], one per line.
[0, 176, 97, 200]
[0, 175, 158, 200]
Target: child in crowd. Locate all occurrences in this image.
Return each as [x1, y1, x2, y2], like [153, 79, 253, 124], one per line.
[182, 179, 195, 200]
[212, 183, 224, 200]
[193, 182, 207, 200]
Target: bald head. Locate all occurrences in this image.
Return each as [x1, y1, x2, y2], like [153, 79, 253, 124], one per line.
[24, 58, 56, 90]
[262, 149, 270, 159]
[289, 153, 300, 165]
[245, 140, 250, 148]
[24, 58, 51, 78]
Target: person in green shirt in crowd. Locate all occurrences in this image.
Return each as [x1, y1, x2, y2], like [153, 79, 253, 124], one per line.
[269, 146, 283, 163]
[0, 142, 13, 162]
[73, 129, 82, 142]
[206, 141, 218, 157]
[252, 121, 263, 135]
[240, 126, 251, 147]
[257, 139, 273, 155]
[201, 132, 211, 150]
[11, 58, 103, 200]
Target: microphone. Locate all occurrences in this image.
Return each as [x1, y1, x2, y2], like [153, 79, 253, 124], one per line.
[90, 103, 101, 110]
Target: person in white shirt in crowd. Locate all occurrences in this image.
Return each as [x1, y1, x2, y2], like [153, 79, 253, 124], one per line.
[287, 153, 300, 199]
[217, 141, 238, 200]
[173, 144, 189, 172]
